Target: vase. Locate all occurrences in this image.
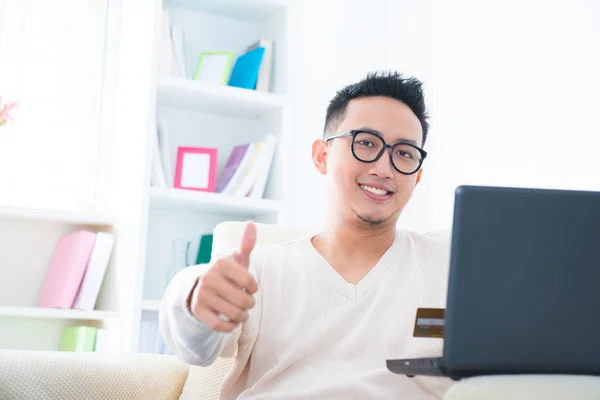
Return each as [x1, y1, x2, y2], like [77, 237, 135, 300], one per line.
[165, 238, 191, 288]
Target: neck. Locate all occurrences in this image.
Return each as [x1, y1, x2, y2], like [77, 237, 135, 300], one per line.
[312, 217, 397, 276]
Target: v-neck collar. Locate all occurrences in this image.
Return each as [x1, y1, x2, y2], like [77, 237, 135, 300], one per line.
[297, 231, 405, 301]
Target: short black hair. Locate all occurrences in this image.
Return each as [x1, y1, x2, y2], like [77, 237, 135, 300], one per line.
[323, 71, 430, 146]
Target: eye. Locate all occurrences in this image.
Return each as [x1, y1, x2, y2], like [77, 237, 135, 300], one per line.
[396, 149, 414, 159]
[356, 140, 375, 147]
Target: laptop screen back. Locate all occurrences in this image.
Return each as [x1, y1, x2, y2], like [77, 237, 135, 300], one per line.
[443, 185, 600, 377]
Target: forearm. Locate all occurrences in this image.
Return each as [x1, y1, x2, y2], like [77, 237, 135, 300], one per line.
[158, 264, 224, 366]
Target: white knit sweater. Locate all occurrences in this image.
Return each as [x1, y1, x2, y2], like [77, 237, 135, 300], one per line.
[160, 230, 454, 399]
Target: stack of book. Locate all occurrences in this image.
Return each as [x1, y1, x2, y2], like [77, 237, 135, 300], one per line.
[139, 310, 170, 355]
[58, 325, 112, 353]
[215, 134, 277, 198]
[159, 10, 188, 80]
[37, 230, 115, 312]
[139, 318, 170, 355]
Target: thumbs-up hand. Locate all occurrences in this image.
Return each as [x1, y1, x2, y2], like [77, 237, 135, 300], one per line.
[190, 222, 259, 332]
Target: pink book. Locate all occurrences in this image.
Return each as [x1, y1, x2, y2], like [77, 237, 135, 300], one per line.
[37, 230, 97, 309]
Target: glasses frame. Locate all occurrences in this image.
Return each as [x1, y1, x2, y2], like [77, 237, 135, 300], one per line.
[325, 129, 428, 175]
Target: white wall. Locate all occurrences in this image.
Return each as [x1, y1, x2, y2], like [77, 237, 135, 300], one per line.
[288, 0, 600, 232]
[0, 0, 107, 212]
[426, 0, 600, 230]
[286, 0, 391, 230]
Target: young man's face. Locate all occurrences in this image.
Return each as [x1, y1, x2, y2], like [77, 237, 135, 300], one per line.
[313, 96, 424, 227]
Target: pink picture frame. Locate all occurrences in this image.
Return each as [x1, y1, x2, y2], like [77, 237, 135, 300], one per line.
[174, 147, 218, 192]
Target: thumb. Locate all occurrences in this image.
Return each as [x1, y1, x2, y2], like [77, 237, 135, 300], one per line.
[236, 221, 257, 268]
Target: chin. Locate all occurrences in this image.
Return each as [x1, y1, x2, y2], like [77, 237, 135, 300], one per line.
[353, 203, 403, 226]
[356, 211, 388, 225]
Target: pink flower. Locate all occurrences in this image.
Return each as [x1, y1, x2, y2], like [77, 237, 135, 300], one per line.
[0, 96, 18, 126]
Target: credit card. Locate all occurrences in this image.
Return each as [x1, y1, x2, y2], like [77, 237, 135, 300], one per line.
[413, 308, 445, 338]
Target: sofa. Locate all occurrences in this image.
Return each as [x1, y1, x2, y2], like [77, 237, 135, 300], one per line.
[1, 221, 599, 399]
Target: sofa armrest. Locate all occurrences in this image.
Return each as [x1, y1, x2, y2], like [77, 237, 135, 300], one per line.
[0, 350, 189, 400]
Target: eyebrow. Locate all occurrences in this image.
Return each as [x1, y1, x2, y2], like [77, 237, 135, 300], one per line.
[358, 126, 419, 146]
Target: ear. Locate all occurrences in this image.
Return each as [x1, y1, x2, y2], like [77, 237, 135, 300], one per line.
[312, 139, 328, 175]
[415, 168, 423, 186]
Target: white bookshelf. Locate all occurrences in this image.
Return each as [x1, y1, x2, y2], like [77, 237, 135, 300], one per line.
[0, 0, 291, 355]
[132, 0, 291, 354]
[0, 211, 120, 351]
[0, 306, 118, 321]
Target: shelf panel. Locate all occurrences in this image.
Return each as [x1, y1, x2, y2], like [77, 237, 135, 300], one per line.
[149, 187, 283, 216]
[164, 0, 287, 22]
[0, 306, 118, 321]
[0, 205, 114, 226]
[156, 77, 285, 118]
[141, 300, 161, 312]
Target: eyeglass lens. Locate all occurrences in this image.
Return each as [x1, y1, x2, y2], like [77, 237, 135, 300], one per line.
[352, 131, 422, 173]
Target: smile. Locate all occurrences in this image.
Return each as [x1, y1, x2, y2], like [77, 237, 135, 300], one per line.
[359, 184, 393, 198]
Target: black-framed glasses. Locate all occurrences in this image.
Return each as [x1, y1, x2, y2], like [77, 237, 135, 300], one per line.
[326, 129, 427, 175]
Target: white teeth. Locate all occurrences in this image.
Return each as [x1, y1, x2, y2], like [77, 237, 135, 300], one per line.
[360, 185, 389, 196]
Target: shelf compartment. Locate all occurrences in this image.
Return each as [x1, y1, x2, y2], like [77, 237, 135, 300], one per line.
[156, 77, 285, 118]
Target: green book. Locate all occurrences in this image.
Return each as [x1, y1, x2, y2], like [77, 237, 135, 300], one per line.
[59, 326, 97, 352]
[196, 234, 213, 265]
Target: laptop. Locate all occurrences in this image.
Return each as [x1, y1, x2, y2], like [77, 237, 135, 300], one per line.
[387, 185, 600, 381]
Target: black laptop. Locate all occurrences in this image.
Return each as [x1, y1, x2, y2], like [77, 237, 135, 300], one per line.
[387, 185, 600, 381]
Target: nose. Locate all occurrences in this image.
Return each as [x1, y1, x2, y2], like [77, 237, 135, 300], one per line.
[368, 147, 394, 179]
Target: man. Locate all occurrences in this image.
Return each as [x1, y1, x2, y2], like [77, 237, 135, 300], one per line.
[160, 71, 452, 399]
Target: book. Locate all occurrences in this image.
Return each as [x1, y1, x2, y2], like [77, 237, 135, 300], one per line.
[151, 126, 168, 187]
[38, 231, 97, 309]
[153, 321, 165, 354]
[195, 234, 213, 265]
[139, 319, 164, 354]
[59, 326, 97, 352]
[170, 25, 188, 79]
[138, 320, 150, 353]
[158, 10, 173, 77]
[215, 144, 250, 193]
[222, 143, 260, 196]
[94, 328, 110, 353]
[232, 143, 263, 197]
[249, 134, 277, 198]
[216, 137, 277, 197]
[157, 119, 173, 187]
[246, 40, 273, 92]
[73, 232, 115, 311]
[227, 47, 265, 90]
[232, 135, 277, 197]
[159, 10, 188, 79]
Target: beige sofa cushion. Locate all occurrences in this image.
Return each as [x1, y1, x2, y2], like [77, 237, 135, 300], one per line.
[443, 375, 600, 400]
[0, 350, 188, 400]
[179, 357, 235, 400]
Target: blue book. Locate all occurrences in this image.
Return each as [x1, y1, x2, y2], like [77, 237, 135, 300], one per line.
[227, 47, 265, 90]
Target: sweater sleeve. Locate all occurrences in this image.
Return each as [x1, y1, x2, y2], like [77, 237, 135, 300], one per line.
[158, 262, 242, 366]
